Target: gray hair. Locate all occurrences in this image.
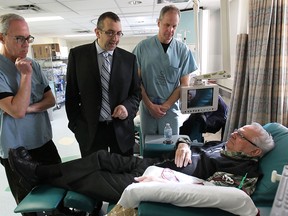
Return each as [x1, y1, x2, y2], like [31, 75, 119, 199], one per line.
[250, 122, 275, 157]
[0, 13, 25, 34]
[158, 5, 180, 21]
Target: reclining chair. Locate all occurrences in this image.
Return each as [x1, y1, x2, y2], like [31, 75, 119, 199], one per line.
[14, 122, 288, 216]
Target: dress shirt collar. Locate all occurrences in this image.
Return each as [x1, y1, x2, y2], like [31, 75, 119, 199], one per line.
[95, 40, 114, 56]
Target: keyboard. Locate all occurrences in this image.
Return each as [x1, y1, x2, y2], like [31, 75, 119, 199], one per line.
[270, 165, 288, 216]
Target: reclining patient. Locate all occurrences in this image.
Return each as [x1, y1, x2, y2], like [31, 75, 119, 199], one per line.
[8, 122, 274, 216]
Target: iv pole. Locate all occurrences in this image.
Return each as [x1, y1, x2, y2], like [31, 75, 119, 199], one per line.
[193, 0, 200, 72]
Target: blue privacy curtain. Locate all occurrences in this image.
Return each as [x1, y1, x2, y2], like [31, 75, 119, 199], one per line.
[224, 0, 288, 139]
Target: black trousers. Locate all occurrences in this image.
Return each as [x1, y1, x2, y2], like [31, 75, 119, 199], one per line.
[43, 149, 197, 204]
[44, 150, 159, 203]
[0, 140, 61, 216]
[80, 122, 134, 157]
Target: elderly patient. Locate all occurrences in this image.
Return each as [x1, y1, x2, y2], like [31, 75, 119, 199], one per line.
[8, 122, 274, 214]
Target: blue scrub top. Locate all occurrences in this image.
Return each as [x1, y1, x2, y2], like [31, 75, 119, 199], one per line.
[0, 55, 52, 158]
[133, 35, 198, 104]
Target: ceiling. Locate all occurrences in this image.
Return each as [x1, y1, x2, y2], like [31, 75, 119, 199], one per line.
[0, 0, 220, 42]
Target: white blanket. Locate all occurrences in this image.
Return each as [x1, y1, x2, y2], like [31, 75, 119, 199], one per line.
[118, 166, 258, 216]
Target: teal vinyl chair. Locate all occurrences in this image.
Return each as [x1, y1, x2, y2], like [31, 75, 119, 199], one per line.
[134, 115, 143, 156]
[14, 185, 66, 215]
[15, 123, 288, 215]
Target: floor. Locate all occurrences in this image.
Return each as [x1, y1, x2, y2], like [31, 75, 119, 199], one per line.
[0, 106, 221, 216]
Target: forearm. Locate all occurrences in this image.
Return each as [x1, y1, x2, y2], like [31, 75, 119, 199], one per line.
[120, 96, 140, 119]
[162, 74, 190, 109]
[121, 70, 141, 117]
[2, 74, 32, 118]
[65, 55, 81, 123]
[2, 57, 34, 118]
[27, 90, 55, 113]
[162, 86, 180, 109]
[140, 85, 167, 119]
[141, 84, 153, 109]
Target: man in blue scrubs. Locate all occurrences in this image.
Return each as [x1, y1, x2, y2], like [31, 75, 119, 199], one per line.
[0, 13, 61, 216]
[133, 5, 198, 138]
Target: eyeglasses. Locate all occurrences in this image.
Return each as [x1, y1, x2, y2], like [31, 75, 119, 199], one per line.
[6, 34, 35, 44]
[100, 30, 123, 38]
[234, 129, 258, 148]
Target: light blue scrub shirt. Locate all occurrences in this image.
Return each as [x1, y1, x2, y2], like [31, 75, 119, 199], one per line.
[133, 35, 198, 137]
[0, 55, 52, 158]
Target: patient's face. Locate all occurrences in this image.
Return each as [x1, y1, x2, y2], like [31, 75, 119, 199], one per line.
[226, 125, 259, 155]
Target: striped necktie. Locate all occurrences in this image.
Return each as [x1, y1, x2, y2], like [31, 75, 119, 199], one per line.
[100, 52, 111, 120]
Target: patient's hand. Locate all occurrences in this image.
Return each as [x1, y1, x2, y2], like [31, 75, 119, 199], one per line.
[134, 176, 169, 183]
[175, 143, 192, 168]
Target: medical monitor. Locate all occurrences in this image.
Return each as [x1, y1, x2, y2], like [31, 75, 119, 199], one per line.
[180, 84, 219, 114]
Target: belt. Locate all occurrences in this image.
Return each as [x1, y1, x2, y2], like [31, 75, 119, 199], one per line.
[99, 120, 113, 125]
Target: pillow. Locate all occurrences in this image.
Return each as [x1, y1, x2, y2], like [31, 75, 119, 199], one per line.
[252, 123, 288, 205]
[118, 166, 258, 216]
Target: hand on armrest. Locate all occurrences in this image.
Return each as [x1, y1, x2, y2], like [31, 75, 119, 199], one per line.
[175, 142, 192, 168]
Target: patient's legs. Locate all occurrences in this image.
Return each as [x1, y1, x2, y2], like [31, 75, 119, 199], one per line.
[37, 150, 157, 202]
[51, 169, 136, 202]
[38, 149, 155, 178]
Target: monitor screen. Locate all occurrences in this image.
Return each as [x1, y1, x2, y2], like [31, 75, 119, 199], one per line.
[180, 84, 219, 114]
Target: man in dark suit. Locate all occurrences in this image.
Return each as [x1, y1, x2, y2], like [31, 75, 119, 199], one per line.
[65, 12, 141, 157]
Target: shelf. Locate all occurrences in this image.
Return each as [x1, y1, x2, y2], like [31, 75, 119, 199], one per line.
[32, 43, 60, 59]
[38, 58, 67, 107]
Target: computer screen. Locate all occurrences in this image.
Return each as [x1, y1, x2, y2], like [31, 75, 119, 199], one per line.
[180, 84, 219, 114]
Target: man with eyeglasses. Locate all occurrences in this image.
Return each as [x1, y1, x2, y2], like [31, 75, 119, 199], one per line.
[8, 122, 275, 215]
[65, 11, 141, 158]
[0, 13, 61, 216]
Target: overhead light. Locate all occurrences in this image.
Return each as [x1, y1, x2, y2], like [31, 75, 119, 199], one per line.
[74, 30, 92, 34]
[128, 1, 142, 5]
[25, 16, 64, 22]
[9, 4, 42, 12]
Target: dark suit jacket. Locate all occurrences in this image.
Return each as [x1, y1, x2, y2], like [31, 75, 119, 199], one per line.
[65, 41, 141, 154]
